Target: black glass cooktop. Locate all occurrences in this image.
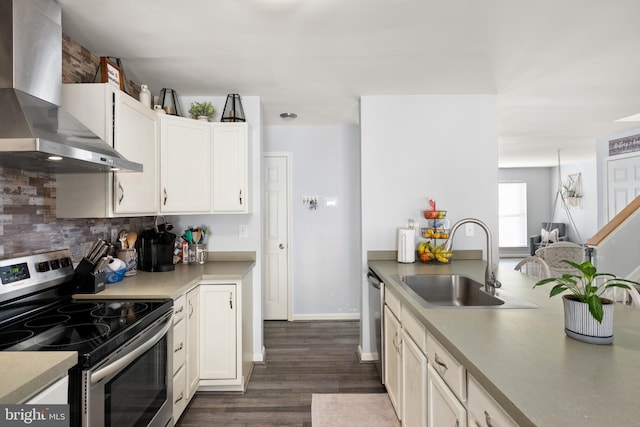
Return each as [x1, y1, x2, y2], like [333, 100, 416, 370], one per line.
[0, 299, 172, 367]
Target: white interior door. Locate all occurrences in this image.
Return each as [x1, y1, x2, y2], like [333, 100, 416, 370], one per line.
[607, 155, 640, 221]
[263, 154, 291, 320]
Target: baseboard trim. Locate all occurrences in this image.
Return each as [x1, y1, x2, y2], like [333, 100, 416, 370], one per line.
[253, 346, 266, 364]
[291, 313, 360, 321]
[358, 345, 378, 362]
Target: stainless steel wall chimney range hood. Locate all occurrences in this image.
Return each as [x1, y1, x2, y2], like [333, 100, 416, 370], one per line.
[0, 0, 142, 173]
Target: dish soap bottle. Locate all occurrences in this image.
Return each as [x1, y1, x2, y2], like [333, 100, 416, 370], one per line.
[139, 84, 151, 108]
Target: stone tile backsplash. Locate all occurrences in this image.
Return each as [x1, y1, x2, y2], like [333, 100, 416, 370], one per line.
[0, 167, 153, 264]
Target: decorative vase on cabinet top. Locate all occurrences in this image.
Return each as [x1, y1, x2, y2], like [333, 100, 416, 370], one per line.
[139, 84, 152, 108]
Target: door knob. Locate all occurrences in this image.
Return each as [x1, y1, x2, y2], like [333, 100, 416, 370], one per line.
[279, 243, 285, 249]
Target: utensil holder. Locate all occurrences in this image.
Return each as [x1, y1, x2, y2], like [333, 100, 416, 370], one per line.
[117, 248, 137, 276]
[188, 244, 207, 264]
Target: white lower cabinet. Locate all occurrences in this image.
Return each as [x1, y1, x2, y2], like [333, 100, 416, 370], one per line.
[26, 376, 68, 404]
[199, 274, 254, 392]
[467, 374, 517, 427]
[428, 364, 467, 427]
[401, 330, 428, 427]
[172, 294, 188, 422]
[186, 286, 200, 399]
[384, 305, 402, 419]
[199, 284, 237, 380]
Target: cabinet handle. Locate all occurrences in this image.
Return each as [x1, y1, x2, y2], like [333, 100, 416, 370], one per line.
[239, 189, 243, 205]
[455, 419, 459, 427]
[434, 353, 448, 371]
[188, 300, 194, 318]
[174, 392, 184, 404]
[475, 421, 482, 427]
[484, 410, 493, 427]
[163, 188, 168, 206]
[174, 342, 184, 352]
[175, 305, 184, 315]
[118, 182, 124, 205]
[229, 293, 233, 309]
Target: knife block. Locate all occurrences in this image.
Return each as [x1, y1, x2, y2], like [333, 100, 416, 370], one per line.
[73, 258, 106, 294]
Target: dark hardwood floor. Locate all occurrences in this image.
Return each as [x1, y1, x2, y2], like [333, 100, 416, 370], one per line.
[176, 320, 386, 426]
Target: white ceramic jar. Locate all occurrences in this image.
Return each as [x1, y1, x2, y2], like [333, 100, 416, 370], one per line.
[139, 84, 151, 108]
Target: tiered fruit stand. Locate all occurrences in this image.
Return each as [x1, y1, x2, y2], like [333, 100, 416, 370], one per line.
[418, 209, 453, 263]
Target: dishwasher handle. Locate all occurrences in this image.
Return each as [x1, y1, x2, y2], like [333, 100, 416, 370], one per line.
[367, 271, 383, 289]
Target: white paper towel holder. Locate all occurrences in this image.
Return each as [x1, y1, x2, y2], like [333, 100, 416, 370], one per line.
[397, 228, 415, 263]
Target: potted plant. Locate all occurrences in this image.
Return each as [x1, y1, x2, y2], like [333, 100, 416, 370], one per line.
[534, 260, 640, 344]
[188, 101, 215, 121]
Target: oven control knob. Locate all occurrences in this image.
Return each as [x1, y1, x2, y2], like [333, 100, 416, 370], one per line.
[36, 261, 50, 272]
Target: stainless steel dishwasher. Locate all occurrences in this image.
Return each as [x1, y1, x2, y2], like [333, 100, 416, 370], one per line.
[367, 268, 385, 383]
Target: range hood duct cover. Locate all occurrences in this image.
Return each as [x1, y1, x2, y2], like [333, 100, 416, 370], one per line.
[0, 0, 142, 173]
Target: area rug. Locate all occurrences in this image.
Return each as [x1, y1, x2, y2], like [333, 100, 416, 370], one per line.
[311, 393, 400, 426]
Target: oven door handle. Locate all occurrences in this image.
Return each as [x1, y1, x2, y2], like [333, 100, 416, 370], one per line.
[90, 318, 172, 385]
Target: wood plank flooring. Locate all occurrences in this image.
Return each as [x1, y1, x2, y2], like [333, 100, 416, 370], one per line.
[176, 320, 386, 426]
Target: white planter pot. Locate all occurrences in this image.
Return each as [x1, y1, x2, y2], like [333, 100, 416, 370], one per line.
[563, 295, 614, 344]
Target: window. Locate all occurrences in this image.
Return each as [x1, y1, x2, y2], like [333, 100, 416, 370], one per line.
[499, 182, 527, 247]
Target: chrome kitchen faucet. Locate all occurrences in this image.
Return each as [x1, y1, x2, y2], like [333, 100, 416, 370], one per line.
[443, 218, 502, 294]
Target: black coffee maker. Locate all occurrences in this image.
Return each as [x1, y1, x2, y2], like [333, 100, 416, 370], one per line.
[137, 217, 176, 272]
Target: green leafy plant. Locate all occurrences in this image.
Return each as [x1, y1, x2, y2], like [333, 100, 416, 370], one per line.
[188, 101, 215, 119]
[534, 260, 639, 322]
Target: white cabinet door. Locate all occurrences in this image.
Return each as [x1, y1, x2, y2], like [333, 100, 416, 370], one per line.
[160, 115, 212, 213]
[186, 286, 200, 399]
[428, 364, 467, 427]
[172, 365, 187, 421]
[58, 83, 158, 218]
[384, 305, 402, 419]
[401, 330, 427, 427]
[113, 93, 159, 214]
[199, 284, 236, 380]
[467, 374, 517, 427]
[26, 376, 68, 404]
[212, 123, 249, 213]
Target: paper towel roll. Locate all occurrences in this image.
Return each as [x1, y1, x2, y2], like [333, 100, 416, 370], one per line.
[397, 228, 415, 263]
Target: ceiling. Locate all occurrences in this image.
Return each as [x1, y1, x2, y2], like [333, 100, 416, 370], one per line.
[57, 0, 640, 167]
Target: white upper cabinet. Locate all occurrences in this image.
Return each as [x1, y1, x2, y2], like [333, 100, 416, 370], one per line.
[57, 84, 159, 218]
[58, 86, 251, 217]
[212, 123, 249, 213]
[159, 115, 212, 213]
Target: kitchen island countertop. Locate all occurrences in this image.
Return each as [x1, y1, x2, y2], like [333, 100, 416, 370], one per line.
[73, 260, 255, 300]
[0, 352, 77, 404]
[369, 259, 640, 427]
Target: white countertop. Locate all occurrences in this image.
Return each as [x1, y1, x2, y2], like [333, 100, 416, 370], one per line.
[369, 259, 640, 427]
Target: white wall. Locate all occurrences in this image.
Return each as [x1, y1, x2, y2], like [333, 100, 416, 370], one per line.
[549, 160, 598, 244]
[360, 95, 499, 355]
[263, 125, 362, 319]
[169, 95, 264, 361]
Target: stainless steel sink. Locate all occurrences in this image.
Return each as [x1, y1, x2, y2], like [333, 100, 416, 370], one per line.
[392, 274, 537, 309]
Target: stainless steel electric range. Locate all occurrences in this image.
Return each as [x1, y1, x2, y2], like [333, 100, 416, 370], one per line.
[0, 249, 174, 427]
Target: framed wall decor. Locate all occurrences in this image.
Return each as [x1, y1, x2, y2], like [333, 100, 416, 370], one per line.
[99, 57, 124, 91]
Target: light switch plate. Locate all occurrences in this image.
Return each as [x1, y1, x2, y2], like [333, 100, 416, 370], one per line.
[239, 224, 248, 238]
